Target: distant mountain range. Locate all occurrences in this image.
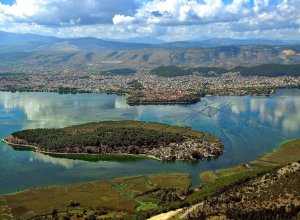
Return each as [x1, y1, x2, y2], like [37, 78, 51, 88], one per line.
[1, 45, 300, 71]
[111, 36, 165, 45]
[1, 31, 300, 52]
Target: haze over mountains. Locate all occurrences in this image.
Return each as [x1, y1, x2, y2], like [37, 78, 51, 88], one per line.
[1, 31, 300, 71]
[1, 31, 300, 52]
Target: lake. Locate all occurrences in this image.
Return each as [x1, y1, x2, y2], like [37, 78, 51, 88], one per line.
[1, 89, 300, 194]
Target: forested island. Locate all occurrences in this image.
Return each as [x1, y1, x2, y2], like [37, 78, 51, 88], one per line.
[3, 120, 223, 161]
[126, 92, 201, 105]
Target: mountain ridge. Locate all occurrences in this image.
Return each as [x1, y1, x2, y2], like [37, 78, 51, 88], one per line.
[1, 31, 300, 53]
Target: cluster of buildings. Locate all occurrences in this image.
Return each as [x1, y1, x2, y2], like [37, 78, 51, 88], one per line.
[1, 70, 300, 98]
[146, 138, 224, 161]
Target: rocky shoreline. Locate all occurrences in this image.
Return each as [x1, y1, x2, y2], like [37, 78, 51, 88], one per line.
[3, 135, 223, 161]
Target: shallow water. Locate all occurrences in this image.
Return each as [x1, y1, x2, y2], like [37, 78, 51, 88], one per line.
[1, 89, 300, 194]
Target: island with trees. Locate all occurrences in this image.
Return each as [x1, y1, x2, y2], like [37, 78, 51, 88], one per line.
[3, 120, 223, 161]
[126, 92, 201, 105]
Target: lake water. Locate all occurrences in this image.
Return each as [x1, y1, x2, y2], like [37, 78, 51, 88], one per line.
[1, 89, 300, 195]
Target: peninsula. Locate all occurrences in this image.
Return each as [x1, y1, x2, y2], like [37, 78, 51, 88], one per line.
[3, 120, 223, 161]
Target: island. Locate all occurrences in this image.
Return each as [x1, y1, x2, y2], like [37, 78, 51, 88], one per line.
[3, 120, 223, 161]
[126, 92, 201, 105]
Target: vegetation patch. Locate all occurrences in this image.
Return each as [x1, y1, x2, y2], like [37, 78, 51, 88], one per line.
[4, 180, 137, 219]
[4, 120, 223, 161]
[113, 176, 155, 197]
[2, 173, 192, 219]
[45, 152, 148, 162]
[232, 64, 300, 77]
[251, 139, 300, 167]
[201, 139, 300, 184]
[150, 65, 188, 77]
[148, 173, 191, 195]
[102, 68, 136, 75]
[199, 171, 219, 184]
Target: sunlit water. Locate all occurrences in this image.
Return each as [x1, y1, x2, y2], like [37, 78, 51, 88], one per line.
[1, 89, 300, 194]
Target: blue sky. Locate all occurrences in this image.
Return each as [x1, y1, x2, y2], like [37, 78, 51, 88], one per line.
[0, 0, 14, 5]
[0, 0, 299, 41]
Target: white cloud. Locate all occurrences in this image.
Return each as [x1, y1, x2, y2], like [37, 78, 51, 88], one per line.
[113, 14, 135, 25]
[0, 0, 139, 26]
[0, 0, 299, 40]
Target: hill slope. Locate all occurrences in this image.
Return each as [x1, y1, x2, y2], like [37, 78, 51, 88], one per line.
[1, 46, 300, 70]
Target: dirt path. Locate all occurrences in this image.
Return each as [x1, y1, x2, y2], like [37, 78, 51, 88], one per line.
[148, 208, 183, 220]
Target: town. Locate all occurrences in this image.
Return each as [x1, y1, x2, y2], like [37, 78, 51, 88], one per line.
[1, 68, 300, 103]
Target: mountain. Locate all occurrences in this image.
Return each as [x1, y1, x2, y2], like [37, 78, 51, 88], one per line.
[118, 36, 165, 44]
[0, 31, 57, 44]
[1, 31, 300, 53]
[0, 31, 156, 52]
[165, 38, 300, 48]
[1, 45, 300, 71]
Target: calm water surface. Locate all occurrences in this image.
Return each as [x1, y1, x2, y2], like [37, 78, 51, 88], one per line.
[1, 89, 300, 194]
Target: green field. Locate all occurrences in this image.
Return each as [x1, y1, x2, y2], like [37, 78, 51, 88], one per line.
[200, 164, 250, 183]
[2, 173, 191, 219]
[114, 175, 155, 197]
[3, 180, 137, 219]
[200, 139, 300, 183]
[251, 139, 300, 167]
[148, 173, 191, 195]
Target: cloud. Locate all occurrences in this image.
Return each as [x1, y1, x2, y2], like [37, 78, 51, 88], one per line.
[0, 0, 140, 26]
[113, 14, 136, 25]
[0, 0, 299, 41]
[113, 0, 299, 31]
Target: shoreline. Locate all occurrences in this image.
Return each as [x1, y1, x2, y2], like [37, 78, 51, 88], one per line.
[2, 138, 163, 161]
[2, 87, 299, 106]
[2, 137, 221, 162]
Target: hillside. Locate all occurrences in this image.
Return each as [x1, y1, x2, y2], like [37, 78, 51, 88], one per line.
[173, 139, 300, 220]
[1, 46, 300, 71]
[186, 162, 300, 220]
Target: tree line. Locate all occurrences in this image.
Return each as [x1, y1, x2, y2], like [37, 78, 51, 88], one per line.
[150, 64, 300, 77]
[12, 127, 184, 151]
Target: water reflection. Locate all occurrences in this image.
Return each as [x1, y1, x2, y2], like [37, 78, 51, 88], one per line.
[227, 94, 300, 134]
[0, 92, 139, 129]
[29, 153, 80, 169]
[0, 89, 300, 194]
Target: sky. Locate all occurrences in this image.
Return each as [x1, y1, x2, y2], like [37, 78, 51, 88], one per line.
[0, 0, 299, 41]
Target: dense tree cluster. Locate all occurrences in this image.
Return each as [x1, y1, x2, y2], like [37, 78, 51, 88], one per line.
[127, 80, 144, 89]
[12, 127, 184, 152]
[189, 67, 228, 75]
[0, 72, 26, 78]
[150, 64, 300, 78]
[233, 64, 300, 77]
[150, 65, 189, 77]
[102, 68, 136, 75]
[150, 66, 229, 77]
